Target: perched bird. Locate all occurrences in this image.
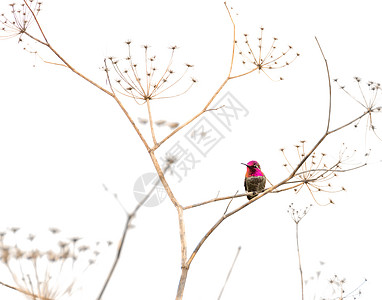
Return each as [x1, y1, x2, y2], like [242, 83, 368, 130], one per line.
[242, 160, 266, 200]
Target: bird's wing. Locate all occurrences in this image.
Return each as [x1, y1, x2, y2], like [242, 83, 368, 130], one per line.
[259, 176, 266, 191]
[246, 176, 266, 193]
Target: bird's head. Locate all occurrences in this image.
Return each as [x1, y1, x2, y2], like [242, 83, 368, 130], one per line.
[241, 160, 263, 177]
[241, 160, 261, 169]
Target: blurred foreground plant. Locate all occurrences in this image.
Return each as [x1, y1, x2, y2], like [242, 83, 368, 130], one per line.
[0, 227, 111, 300]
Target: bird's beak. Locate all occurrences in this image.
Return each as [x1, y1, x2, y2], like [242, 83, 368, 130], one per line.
[241, 163, 249, 167]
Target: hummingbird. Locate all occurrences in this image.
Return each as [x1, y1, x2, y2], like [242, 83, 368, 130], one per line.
[241, 160, 266, 200]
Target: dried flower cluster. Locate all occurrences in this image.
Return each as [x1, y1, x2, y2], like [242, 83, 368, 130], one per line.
[103, 42, 196, 104]
[235, 27, 300, 80]
[335, 77, 382, 141]
[280, 141, 353, 205]
[288, 202, 312, 224]
[0, 227, 112, 300]
[0, 0, 42, 42]
[322, 275, 366, 300]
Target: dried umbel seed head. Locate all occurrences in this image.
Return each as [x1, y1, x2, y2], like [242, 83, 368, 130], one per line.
[234, 27, 299, 81]
[280, 141, 357, 206]
[106, 42, 196, 104]
[0, 1, 42, 40]
[335, 77, 382, 141]
[288, 203, 312, 224]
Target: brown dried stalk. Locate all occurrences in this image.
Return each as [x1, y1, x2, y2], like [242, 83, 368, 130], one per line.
[288, 203, 311, 300]
[0, 280, 52, 300]
[96, 161, 174, 300]
[217, 246, 241, 300]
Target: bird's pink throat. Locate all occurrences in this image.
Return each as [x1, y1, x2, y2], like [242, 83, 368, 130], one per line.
[247, 168, 264, 177]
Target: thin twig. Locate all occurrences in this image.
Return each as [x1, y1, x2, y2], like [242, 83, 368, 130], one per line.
[217, 246, 241, 300]
[294, 163, 367, 177]
[0, 280, 52, 300]
[296, 222, 304, 300]
[223, 191, 238, 215]
[206, 105, 225, 112]
[315, 37, 332, 133]
[23, 0, 49, 44]
[146, 98, 158, 145]
[103, 59, 151, 151]
[184, 192, 250, 210]
[96, 164, 171, 300]
[343, 278, 367, 298]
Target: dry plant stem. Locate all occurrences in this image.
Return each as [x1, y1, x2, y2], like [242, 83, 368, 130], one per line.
[228, 67, 259, 79]
[24, 32, 113, 97]
[184, 192, 251, 210]
[217, 246, 241, 300]
[316, 37, 332, 133]
[0, 280, 52, 300]
[148, 151, 187, 259]
[96, 168, 169, 300]
[344, 279, 367, 298]
[23, 0, 48, 43]
[223, 191, 238, 215]
[146, 99, 158, 145]
[294, 164, 367, 177]
[103, 60, 151, 151]
[295, 222, 304, 300]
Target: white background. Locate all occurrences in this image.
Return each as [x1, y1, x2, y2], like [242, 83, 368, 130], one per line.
[1, 0, 382, 299]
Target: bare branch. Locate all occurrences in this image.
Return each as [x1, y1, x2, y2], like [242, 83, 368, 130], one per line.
[97, 163, 172, 300]
[315, 37, 332, 133]
[0, 280, 53, 300]
[294, 163, 367, 177]
[146, 98, 157, 145]
[288, 203, 311, 300]
[22, 0, 48, 44]
[223, 191, 238, 215]
[217, 246, 241, 300]
[184, 192, 252, 210]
